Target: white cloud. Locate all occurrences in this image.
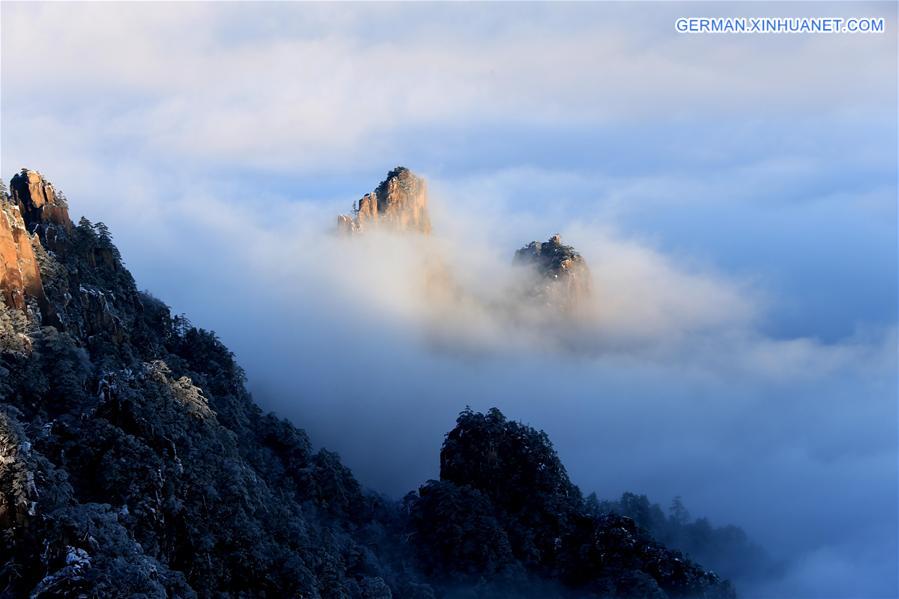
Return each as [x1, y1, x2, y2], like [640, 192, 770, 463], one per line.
[3, 2, 895, 172]
[1, 3, 896, 596]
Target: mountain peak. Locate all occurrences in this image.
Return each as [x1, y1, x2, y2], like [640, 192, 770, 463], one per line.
[9, 168, 71, 232]
[338, 167, 431, 234]
[514, 234, 592, 313]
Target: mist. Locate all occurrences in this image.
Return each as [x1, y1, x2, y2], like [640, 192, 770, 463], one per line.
[75, 175, 893, 598]
[2, 2, 896, 597]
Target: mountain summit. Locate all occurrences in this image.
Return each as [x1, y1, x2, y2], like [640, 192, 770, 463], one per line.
[10, 169, 71, 233]
[0, 168, 68, 315]
[338, 167, 431, 234]
[515, 234, 592, 314]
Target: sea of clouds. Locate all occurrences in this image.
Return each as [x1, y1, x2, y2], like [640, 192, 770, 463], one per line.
[3, 3, 896, 597]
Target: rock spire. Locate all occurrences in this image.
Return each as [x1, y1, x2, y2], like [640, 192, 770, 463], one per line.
[338, 167, 431, 234]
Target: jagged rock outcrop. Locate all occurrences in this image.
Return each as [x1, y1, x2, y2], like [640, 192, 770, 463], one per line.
[338, 167, 431, 234]
[514, 234, 592, 314]
[1, 170, 139, 345]
[10, 169, 71, 233]
[0, 197, 45, 312]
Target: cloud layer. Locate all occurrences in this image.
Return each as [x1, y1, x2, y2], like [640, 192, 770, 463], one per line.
[2, 3, 896, 598]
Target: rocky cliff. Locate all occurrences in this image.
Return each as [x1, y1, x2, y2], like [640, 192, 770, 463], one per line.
[338, 167, 431, 234]
[1, 169, 738, 599]
[1, 169, 141, 345]
[0, 168, 76, 316]
[0, 194, 45, 314]
[9, 169, 71, 241]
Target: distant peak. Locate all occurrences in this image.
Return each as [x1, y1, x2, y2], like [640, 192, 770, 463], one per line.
[338, 167, 431, 235]
[514, 234, 591, 313]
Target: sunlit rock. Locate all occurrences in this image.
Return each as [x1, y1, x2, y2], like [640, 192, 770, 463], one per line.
[9, 169, 72, 232]
[0, 191, 45, 312]
[337, 167, 431, 234]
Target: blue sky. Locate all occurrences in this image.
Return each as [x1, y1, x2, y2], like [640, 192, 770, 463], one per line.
[2, 3, 897, 598]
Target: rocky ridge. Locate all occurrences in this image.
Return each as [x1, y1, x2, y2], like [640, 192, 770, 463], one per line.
[9, 169, 71, 233]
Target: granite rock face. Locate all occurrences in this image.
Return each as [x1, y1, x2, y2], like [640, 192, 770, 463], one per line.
[10, 169, 71, 233]
[338, 167, 431, 234]
[514, 234, 592, 314]
[0, 197, 45, 312]
[0, 170, 140, 342]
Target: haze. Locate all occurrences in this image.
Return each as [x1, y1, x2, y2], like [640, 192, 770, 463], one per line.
[2, 2, 896, 598]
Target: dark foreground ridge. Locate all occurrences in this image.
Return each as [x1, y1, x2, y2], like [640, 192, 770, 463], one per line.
[1, 169, 736, 598]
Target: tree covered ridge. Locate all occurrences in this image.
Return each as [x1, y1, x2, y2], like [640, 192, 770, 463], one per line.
[1, 210, 391, 596]
[1, 178, 745, 597]
[406, 408, 736, 598]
